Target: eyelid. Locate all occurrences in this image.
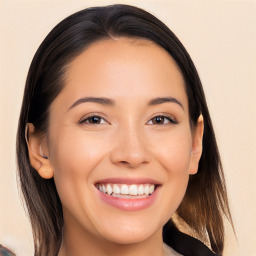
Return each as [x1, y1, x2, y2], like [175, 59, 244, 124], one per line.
[146, 114, 178, 125]
[78, 112, 178, 125]
[78, 112, 109, 125]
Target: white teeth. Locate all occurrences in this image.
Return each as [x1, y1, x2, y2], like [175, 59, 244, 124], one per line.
[138, 184, 144, 195]
[149, 185, 154, 194]
[129, 185, 138, 195]
[106, 184, 112, 195]
[113, 184, 120, 194]
[96, 183, 156, 197]
[144, 184, 150, 195]
[120, 184, 129, 195]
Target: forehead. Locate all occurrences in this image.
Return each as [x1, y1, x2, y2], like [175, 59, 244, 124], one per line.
[54, 37, 188, 110]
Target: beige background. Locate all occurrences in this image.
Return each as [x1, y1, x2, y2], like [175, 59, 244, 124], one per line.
[0, 0, 255, 255]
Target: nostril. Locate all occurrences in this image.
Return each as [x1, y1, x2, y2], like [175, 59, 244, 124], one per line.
[118, 160, 148, 168]
[120, 160, 129, 165]
[109, 138, 151, 168]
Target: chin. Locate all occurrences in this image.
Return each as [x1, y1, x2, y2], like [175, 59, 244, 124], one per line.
[96, 220, 161, 245]
[103, 232, 153, 245]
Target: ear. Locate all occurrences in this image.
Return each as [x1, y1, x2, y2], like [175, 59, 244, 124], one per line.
[188, 115, 204, 175]
[25, 123, 54, 179]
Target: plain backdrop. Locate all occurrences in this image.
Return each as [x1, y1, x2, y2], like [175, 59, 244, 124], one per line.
[0, 0, 255, 255]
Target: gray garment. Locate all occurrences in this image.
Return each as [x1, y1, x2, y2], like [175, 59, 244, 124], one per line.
[163, 243, 183, 256]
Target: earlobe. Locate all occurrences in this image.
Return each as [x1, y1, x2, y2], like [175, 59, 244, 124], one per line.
[25, 123, 54, 179]
[189, 115, 204, 175]
[37, 165, 54, 179]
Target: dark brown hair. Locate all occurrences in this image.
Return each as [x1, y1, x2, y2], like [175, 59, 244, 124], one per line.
[17, 4, 234, 256]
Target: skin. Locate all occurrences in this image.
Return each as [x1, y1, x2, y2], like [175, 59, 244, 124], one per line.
[27, 38, 204, 256]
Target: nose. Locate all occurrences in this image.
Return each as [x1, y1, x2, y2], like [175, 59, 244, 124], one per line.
[110, 125, 151, 168]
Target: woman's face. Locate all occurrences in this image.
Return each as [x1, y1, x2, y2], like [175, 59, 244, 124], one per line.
[39, 38, 203, 244]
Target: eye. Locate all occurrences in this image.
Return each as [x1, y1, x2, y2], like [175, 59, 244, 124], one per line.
[79, 115, 107, 125]
[147, 115, 177, 125]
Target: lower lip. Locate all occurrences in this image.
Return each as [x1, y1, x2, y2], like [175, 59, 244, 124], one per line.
[95, 186, 159, 211]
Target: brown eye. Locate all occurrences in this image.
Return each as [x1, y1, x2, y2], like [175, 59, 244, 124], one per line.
[80, 116, 107, 124]
[152, 116, 165, 124]
[147, 115, 177, 125]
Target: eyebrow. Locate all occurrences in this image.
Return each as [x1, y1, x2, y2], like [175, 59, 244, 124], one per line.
[68, 97, 115, 111]
[68, 96, 184, 111]
[148, 97, 184, 109]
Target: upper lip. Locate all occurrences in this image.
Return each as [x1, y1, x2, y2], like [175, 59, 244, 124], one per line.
[94, 177, 162, 185]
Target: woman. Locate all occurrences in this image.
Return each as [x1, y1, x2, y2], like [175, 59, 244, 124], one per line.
[16, 4, 234, 256]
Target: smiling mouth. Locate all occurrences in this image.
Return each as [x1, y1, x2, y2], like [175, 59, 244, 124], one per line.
[95, 183, 157, 198]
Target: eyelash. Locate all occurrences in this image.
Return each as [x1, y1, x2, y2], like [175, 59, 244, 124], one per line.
[79, 115, 108, 125]
[146, 115, 178, 125]
[79, 114, 178, 125]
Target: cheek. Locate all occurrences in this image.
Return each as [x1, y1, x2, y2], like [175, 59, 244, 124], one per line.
[149, 128, 192, 216]
[151, 129, 192, 176]
[48, 128, 110, 205]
